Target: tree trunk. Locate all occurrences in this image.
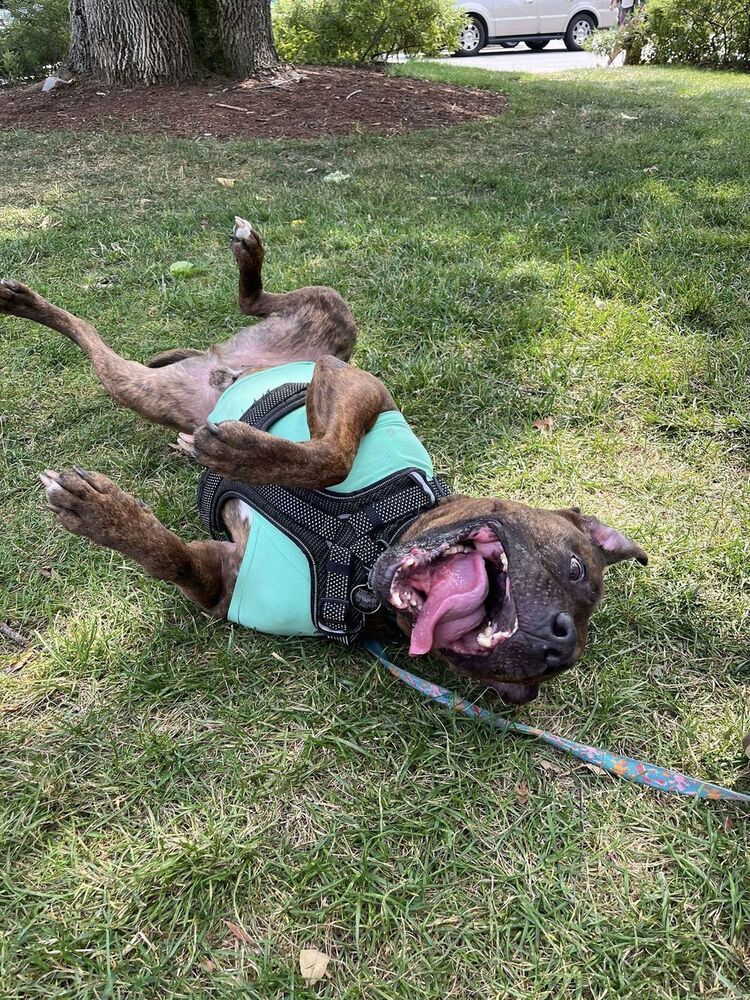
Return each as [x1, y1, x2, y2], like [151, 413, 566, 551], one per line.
[66, 0, 285, 85]
[216, 0, 282, 78]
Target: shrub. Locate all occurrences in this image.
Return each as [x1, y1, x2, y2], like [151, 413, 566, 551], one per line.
[645, 0, 750, 69]
[588, 0, 750, 69]
[272, 0, 465, 65]
[0, 0, 70, 83]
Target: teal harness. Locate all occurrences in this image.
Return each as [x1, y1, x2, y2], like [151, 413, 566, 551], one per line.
[197, 363, 449, 643]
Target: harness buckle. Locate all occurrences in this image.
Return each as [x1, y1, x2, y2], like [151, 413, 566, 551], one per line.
[408, 469, 436, 504]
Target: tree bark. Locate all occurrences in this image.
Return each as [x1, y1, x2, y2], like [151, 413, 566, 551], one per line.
[216, 0, 282, 78]
[66, 0, 285, 85]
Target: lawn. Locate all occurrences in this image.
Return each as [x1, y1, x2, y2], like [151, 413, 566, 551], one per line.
[1, 62, 749, 998]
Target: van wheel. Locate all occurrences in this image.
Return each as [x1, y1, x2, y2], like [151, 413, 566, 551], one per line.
[454, 16, 486, 56]
[525, 39, 550, 50]
[565, 13, 595, 49]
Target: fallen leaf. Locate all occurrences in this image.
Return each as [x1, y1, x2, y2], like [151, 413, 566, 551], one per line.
[538, 760, 564, 777]
[291, 219, 306, 228]
[532, 416, 554, 434]
[225, 920, 252, 944]
[322, 170, 351, 184]
[216, 177, 236, 188]
[594, 296, 606, 309]
[299, 948, 330, 986]
[38, 566, 55, 580]
[6, 649, 34, 674]
[199, 957, 217, 972]
[724, 815, 734, 833]
[620, 113, 639, 120]
[643, 165, 659, 174]
[515, 780, 530, 806]
[169, 260, 200, 278]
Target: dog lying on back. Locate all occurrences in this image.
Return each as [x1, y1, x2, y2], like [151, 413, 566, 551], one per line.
[0, 219, 647, 705]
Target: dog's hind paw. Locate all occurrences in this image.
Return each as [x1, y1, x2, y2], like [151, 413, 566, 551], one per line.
[0, 278, 50, 321]
[39, 467, 152, 546]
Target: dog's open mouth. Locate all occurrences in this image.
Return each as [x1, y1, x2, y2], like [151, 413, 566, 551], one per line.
[386, 523, 518, 657]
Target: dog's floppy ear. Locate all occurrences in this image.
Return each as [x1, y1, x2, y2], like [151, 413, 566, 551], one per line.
[583, 515, 648, 566]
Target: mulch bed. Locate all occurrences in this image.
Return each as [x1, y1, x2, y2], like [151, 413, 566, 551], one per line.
[0, 66, 507, 140]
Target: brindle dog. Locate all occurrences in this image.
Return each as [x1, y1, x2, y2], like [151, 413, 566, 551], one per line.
[0, 219, 647, 705]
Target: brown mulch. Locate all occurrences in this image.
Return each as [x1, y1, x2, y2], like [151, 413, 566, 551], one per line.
[0, 66, 507, 140]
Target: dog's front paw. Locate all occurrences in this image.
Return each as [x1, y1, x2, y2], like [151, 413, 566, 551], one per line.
[40, 467, 150, 546]
[189, 420, 256, 480]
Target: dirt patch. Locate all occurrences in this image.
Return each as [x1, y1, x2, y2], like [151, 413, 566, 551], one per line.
[0, 66, 507, 141]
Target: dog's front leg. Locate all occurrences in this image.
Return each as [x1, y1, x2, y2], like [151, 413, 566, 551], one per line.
[40, 468, 238, 615]
[184, 355, 397, 489]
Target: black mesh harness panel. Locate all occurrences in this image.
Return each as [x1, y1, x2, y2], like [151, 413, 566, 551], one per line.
[196, 382, 451, 644]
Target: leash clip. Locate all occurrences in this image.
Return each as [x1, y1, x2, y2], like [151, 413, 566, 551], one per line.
[350, 584, 382, 614]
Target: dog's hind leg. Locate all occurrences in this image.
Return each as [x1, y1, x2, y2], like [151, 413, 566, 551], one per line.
[0, 278, 219, 431]
[39, 467, 240, 615]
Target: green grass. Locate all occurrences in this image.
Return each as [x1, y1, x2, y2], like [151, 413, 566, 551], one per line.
[1, 62, 750, 998]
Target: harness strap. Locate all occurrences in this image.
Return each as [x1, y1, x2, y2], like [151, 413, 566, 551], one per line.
[364, 640, 750, 803]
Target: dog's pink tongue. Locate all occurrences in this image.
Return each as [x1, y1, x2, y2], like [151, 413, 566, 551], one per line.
[409, 552, 489, 655]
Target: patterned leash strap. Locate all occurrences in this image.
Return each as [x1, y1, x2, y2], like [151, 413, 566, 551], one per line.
[363, 640, 750, 803]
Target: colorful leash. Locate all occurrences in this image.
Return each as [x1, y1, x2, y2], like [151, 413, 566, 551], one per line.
[363, 639, 750, 803]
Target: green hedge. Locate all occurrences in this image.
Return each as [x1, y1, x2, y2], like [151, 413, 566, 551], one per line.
[589, 0, 750, 69]
[272, 0, 465, 65]
[646, 0, 750, 69]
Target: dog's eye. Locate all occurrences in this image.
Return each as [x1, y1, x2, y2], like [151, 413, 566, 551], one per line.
[569, 555, 586, 581]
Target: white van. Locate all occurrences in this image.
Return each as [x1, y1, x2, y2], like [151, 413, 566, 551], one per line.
[455, 0, 615, 53]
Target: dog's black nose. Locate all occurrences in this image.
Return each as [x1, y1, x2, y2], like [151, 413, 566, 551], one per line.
[542, 612, 577, 670]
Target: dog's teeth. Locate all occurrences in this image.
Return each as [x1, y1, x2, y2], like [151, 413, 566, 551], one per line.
[500, 552, 508, 571]
[443, 544, 472, 556]
[403, 557, 416, 569]
[389, 583, 407, 609]
[476, 622, 495, 648]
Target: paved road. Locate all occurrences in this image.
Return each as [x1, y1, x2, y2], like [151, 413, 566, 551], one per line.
[439, 39, 608, 72]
